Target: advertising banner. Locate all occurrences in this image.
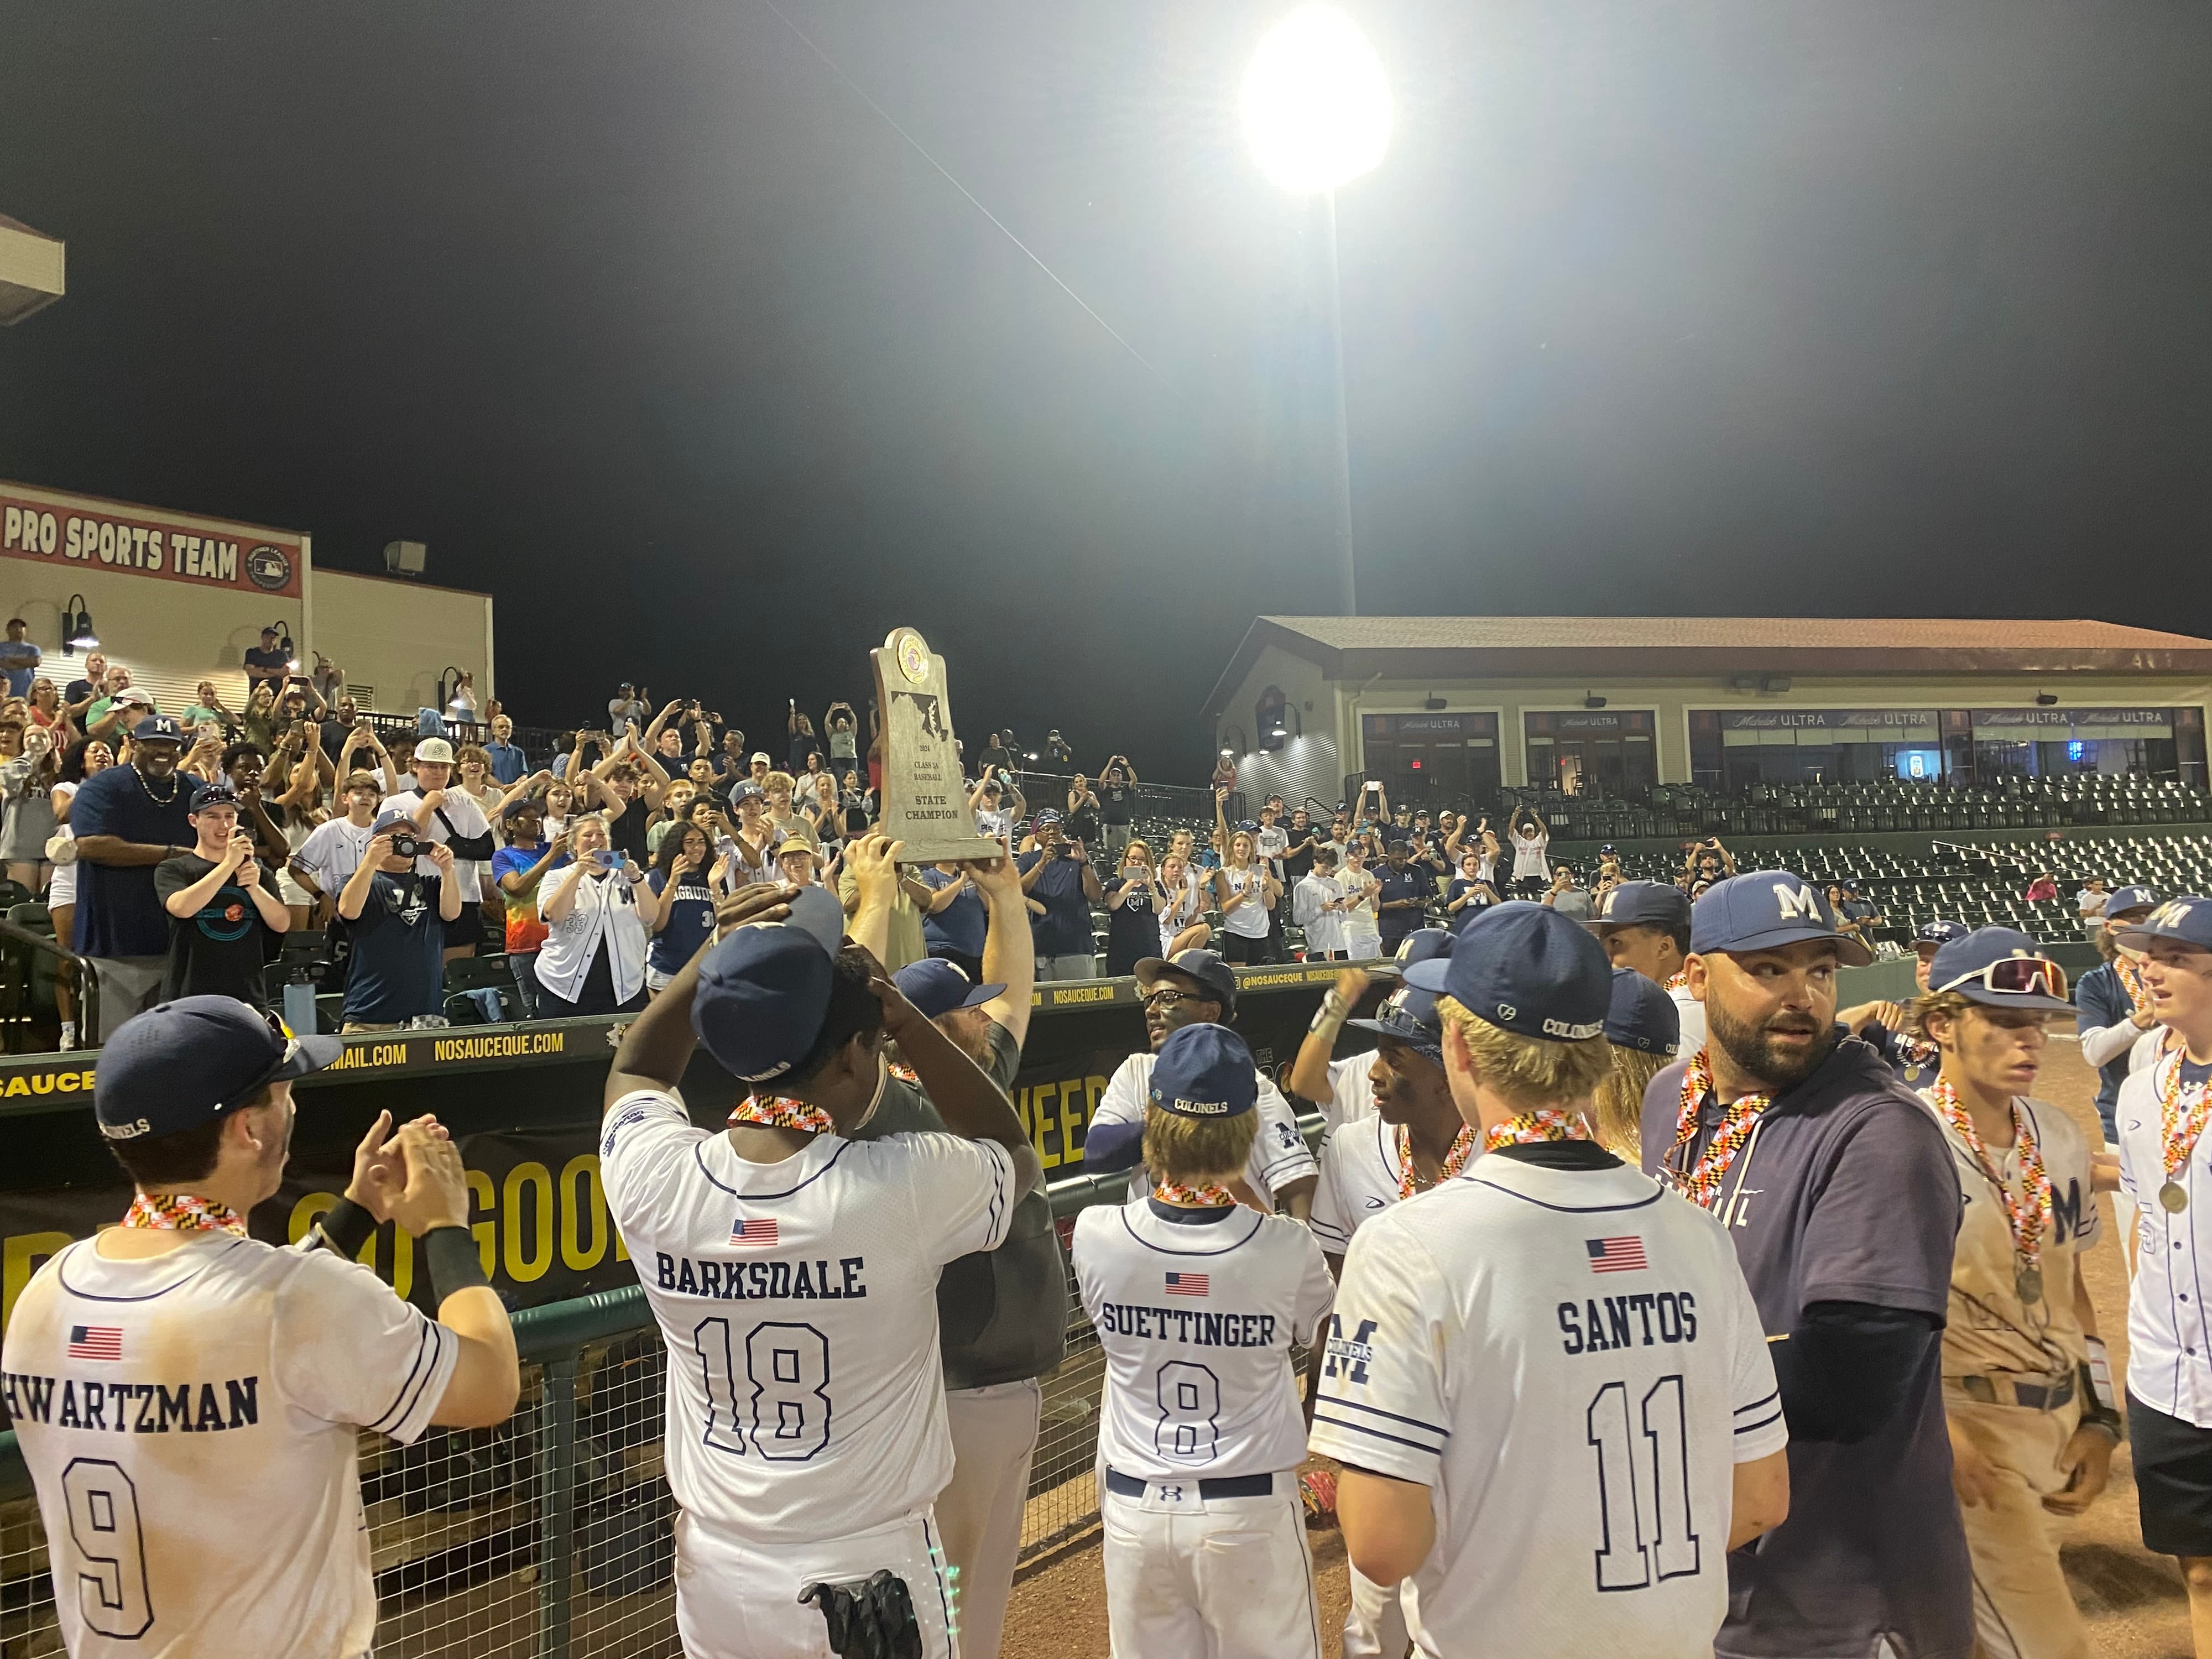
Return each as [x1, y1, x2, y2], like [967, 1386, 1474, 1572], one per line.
[0, 479, 305, 599]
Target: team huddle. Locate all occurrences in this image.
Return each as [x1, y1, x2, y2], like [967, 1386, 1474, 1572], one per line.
[7, 817, 2212, 1659]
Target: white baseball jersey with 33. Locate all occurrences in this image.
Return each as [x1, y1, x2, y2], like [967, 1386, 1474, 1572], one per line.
[1309, 1153, 1787, 1658]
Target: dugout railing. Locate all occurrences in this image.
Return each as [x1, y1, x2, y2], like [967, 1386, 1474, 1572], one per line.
[0, 1167, 1145, 1659]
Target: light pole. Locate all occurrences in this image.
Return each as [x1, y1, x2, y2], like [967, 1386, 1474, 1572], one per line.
[1242, 6, 1392, 618]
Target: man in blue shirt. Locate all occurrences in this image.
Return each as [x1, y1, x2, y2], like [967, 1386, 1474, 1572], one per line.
[69, 714, 197, 1040]
[0, 618, 41, 698]
[335, 810, 462, 1031]
[2077, 884, 2160, 1142]
[1017, 811, 1103, 981]
[481, 713, 529, 785]
[1374, 839, 1437, 956]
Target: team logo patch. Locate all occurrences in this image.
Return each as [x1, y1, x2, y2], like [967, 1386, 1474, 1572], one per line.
[1164, 1272, 1209, 1298]
[244, 543, 293, 591]
[730, 1218, 779, 1247]
[67, 1325, 123, 1361]
[1587, 1236, 1648, 1274]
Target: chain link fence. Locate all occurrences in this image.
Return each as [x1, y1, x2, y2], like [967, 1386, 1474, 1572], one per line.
[0, 1178, 1149, 1659]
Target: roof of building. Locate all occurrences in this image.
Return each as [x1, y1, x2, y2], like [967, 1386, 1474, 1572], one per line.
[1203, 615, 2212, 722]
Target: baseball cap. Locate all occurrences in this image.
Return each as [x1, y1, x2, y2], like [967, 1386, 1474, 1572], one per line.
[96, 997, 341, 1142]
[1589, 880, 1692, 936]
[749, 752, 771, 766]
[413, 737, 455, 765]
[2115, 896, 2212, 956]
[1350, 933, 1451, 1061]
[1598, 843, 1618, 855]
[1237, 819, 1260, 834]
[1605, 968, 1682, 1056]
[691, 920, 840, 1083]
[1135, 948, 1238, 1015]
[187, 782, 239, 813]
[894, 957, 1004, 1021]
[1928, 927, 2074, 1011]
[131, 713, 181, 743]
[1689, 871, 1874, 967]
[2105, 884, 2159, 917]
[115, 688, 155, 708]
[1913, 919, 1971, 950]
[1032, 809, 1062, 829]
[1147, 1024, 1258, 1119]
[729, 780, 766, 804]
[371, 808, 419, 838]
[1405, 901, 1610, 1042]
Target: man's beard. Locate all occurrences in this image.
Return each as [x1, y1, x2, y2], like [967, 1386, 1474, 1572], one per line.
[1707, 995, 1837, 1093]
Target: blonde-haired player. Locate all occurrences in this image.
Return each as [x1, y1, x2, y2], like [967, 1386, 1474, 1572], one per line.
[1072, 1022, 1334, 1659]
[1911, 927, 2114, 1659]
[1312, 903, 1790, 1657]
[1590, 967, 1681, 1160]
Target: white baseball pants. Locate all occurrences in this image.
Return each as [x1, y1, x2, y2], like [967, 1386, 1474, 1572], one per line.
[1100, 1479, 1322, 1659]
[1341, 1562, 1418, 1658]
[937, 1379, 1042, 1659]
[671, 1507, 958, 1658]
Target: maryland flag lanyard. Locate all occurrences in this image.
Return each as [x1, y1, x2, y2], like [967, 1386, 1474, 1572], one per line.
[2157, 1047, 2212, 1215]
[1669, 1051, 1770, 1212]
[1927, 1078, 2052, 1305]
[1484, 1108, 1592, 1154]
[1401, 1121, 1479, 1196]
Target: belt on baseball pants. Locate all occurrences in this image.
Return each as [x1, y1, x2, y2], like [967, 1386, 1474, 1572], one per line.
[1951, 1373, 2075, 1411]
[1105, 1469, 1276, 1500]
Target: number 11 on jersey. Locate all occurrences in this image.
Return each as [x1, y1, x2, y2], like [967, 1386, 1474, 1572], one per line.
[1586, 1374, 1700, 1591]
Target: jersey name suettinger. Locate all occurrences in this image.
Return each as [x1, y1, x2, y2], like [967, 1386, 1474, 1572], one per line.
[1556, 1290, 1700, 1355]
[1093, 1302, 1278, 1348]
[3, 1371, 262, 1433]
[655, 1252, 868, 1302]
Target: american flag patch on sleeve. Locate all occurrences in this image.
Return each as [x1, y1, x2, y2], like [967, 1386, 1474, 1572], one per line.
[1164, 1272, 1209, 1297]
[730, 1218, 779, 1247]
[67, 1326, 123, 1361]
[1586, 1237, 1647, 1274]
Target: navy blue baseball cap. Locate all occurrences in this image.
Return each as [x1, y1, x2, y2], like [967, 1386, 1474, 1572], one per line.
[894, 957, 1004, 1021]
[1350, 933, 1449, 1062]
[1928, 927, 2074, 1011]
[1589, 880, 1692, 936]
[1135, 948, 1237, 1015]
[132, 713, 182, 743]
[1148, 1024, 1258, 1119]
[2115, 896, 2212, 956]
[1913, 919, 1970, 949]
[1689, 871, 1874, 967]
[2105, 884, 2159, 917]
[692, 918, 840, 1083]
[1405, 901, 1610, 1042]
[96, 997, 341, 1142]
[1605, 968, 1682, 1056]
[188, 782, 239, 813]
[729, 780, 766, 804]
[371, 808, 418, 837]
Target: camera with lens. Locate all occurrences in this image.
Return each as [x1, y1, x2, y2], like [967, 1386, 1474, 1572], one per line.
[387, 830, 422, 860]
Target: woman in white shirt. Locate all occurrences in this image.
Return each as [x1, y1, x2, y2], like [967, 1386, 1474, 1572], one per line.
[1337, 841, 1383, 960]
[1157, 853, 1212, 957]
[535, 814, 662, 1016]
[1210, 829, 1280, 965]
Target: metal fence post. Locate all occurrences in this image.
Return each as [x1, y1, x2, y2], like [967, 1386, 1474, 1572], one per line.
[536, 1353, 579, 1659]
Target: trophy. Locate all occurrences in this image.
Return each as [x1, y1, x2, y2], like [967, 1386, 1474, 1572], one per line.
[869, 627, 1004, 863]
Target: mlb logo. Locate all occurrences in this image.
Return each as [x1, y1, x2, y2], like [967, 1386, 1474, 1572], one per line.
[68, 1326, 123, 1361]
[1164, 1272, 1209, 1298]
[730, 1218, 779, 1247]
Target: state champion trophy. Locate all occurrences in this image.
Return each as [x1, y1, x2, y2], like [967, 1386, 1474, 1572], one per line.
[870, 627, 1004, 863]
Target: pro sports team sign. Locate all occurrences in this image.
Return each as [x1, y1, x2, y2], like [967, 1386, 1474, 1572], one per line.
[0, 479, 305, 599]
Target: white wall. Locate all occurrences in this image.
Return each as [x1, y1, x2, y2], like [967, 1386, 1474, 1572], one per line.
[309, 569, 493, 716]
[1215, 644, 1344, 806]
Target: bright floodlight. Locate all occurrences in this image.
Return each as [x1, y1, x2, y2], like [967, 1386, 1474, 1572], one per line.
[1241, 7, 1392, 196]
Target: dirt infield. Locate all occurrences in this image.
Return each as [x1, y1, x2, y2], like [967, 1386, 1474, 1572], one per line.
[1001, 1037, 2198, 1659]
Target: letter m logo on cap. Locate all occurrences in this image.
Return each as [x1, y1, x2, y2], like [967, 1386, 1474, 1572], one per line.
[1773, 882, 1823, 921]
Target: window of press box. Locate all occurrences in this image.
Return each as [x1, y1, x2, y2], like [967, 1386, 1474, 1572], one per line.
[1361, 712, 1501, 805]
[1689, 705, 2205, 789]
[1522, 709, 1655, 797]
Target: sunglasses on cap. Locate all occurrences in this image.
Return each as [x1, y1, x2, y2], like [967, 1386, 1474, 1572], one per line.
[1937, 956, 2069, 1002]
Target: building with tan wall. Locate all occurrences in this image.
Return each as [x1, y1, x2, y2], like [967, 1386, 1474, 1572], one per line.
[1206, 617, 2212, 810]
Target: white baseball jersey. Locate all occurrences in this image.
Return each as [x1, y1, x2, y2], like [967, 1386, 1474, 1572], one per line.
[1309, 1150, 1787, 1657]
[1310, 1110, 1411, 1255]
[1, 1234, 457, 1659]
[2116, 1053, 2212, 1425]
[1669, 984, 1707, 1056]
[1073, 1196, 1333, 1482]
[1306, 1052, 1378, 1139]
[601, 1088, 1016, 1542]
[1094, 1052, 1318, 1204]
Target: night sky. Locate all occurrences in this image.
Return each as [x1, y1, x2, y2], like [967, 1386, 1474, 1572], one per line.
[4, 3, 2210, 781]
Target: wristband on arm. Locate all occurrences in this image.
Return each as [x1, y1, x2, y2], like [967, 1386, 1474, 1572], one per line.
[2080, 1336, 2123, 1439]
[423, 1224, 491, 1301]
[311, 1197, 378, 1260]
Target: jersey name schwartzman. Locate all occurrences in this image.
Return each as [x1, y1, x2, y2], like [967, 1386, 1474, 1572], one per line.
[3, 1371, 262, 1433]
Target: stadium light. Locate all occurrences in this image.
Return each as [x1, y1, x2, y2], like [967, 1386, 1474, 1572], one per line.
[1241, 7, 1392, 197]
[1242, 6, 1391, 617]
